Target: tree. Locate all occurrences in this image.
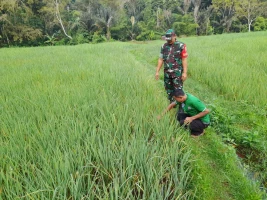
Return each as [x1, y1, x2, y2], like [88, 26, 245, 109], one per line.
[235, 0, 267, 32]
[212, 0, 238, 33]
[197, 6, 213, 35]
[183, 0, 191, 14]
[98, 0, 123, 41]
[0, 0, 42, 46]
[173, 14, 198, 36]
[54, 0, 72, 39]
[124, 0, 144, 20]
[192, 0, 201, 24]
[254, 16, 267, 31]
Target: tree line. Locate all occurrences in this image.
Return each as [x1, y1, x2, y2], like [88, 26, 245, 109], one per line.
[0, 0, 267, 47]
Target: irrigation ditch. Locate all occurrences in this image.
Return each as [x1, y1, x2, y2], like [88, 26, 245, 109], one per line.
[210, 103, 267, 197]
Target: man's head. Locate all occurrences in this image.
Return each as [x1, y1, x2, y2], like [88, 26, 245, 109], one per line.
[172, 89, 186, 103]
[165, 29, 176, 44]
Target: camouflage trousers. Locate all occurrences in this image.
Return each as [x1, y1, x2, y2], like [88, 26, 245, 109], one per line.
[164, 70, 183, 102]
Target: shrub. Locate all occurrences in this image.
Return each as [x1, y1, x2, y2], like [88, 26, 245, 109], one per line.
[173, 22, 198, 36]
[254, 17, 267, 31]
[110, 25, 128, 41]
[92, 32, 106, 44]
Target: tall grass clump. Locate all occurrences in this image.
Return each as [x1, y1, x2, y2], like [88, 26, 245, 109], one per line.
[185, 31, 267, 107]
[0, 43, 193, 199]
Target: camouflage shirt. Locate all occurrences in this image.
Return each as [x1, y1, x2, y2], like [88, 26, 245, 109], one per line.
[159, 41, 188, 71]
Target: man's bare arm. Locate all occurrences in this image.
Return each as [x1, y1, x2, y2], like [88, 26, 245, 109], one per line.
[155, 58, 163, 80]
[181, 57, 187, 82]
[157, 102, 176, 119]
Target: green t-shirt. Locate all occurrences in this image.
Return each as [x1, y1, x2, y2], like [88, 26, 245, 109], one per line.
[177, 93, 210, 124]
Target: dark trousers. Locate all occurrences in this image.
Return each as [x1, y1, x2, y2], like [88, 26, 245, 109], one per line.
[177, 112, 209, 136]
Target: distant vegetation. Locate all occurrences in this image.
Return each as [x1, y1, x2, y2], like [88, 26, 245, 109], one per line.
[1, 0, 267, 47]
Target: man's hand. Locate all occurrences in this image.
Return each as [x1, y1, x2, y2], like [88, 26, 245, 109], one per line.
[157, 102, 176, 121]
[184, 117, 194, 124]
[181, 72, 187, 82]
[155, 72, 159, 80]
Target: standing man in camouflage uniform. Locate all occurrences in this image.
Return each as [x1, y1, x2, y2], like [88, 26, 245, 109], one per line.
[155, 29, 188, 103]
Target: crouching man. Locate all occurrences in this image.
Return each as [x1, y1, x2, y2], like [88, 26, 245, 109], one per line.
[158, 89, 210, 137]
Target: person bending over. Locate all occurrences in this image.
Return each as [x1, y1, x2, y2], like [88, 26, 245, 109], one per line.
[158, 89, 210, 137]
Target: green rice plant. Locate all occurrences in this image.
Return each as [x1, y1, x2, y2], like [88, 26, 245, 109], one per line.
[126, 35, 267, 195]
[185, 31, 267, 107]
[128, 32, 267, 108]
[0, 44, 193, 199]
[1, 38, 265, 199]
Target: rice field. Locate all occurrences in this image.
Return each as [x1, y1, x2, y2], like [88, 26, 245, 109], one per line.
[1, 31, 266, 199]
[130, 31, 267, 108]
[0, 44, 193, 199]
[128, 31, 267, 198]
[187, 31, 267, 107]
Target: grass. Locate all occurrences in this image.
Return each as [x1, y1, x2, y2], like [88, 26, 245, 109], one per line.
[186, 32, 267, 107]
[0, 44, 194, 199]
[127, 32, 267, 198]
[188, 130, 263, 200]
[128, 31, 267, 107]
[1, 31, 266, 199]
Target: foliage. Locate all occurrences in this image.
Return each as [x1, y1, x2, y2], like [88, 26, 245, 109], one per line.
[92, 31, 106, 43]
[136, 21, 161, 41]
[188, 132, 263, 200]
[230, 18, 248, 33]
[0, 0, 267, 46]
[110, 24, 128, 41]
[254, 16, 267, 31]
[242, 131, 260, 148]
[69, 32, 90, 45]
[173, 14, 199, 36]
[44, 33, 57, 46]
[235, 0, 267, 32]
[197, 7, 214, 35]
